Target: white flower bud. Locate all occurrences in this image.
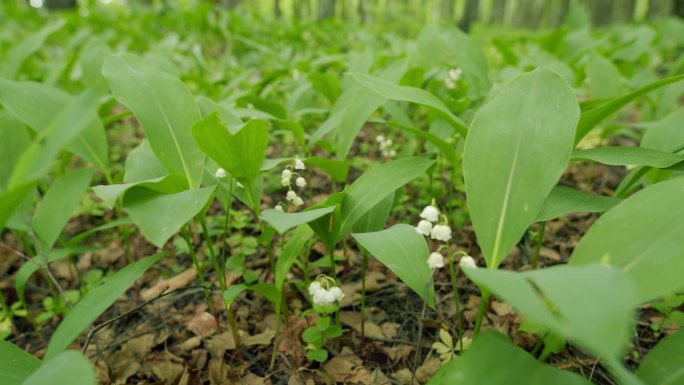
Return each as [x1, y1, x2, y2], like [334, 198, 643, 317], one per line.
[215, 168, 227, 178]
[376, 135, 385, 143]
[415, 220, 433, 236]
[294, 158, 306, 170]
[308, 281, 322, 296]
[274, 204, 284, 212]
[420, 205, 440, 223]
[448, 68, 462, 81]
[309, 281, 345, 306]
[281, 177, 291, 186]
[430, 224, 452, 242]
[445, 78, 456, 89]
[293, 196, 304, 206]
[428, 252, 445, 269]
[282, 169, 293, 179]
[286, 190, 297, 202]
[296, 176, 306, 188]
[459, 255, 477, 269]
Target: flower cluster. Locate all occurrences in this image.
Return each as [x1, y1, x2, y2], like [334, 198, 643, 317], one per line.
[375, 134, 397, 158]
[308, 281, 344, 306]
[275, 157, 307, 211]
[444, 68, 462, 89]
[415, 204, 453, 269]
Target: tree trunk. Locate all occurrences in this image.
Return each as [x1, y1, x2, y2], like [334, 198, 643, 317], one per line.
[490, 0, 506, 25]
[458, 0, 479, 31]
[612, 0, 636, 23]
[274, 0, 282, 18]
[441, 0, 455, 21]
[318, 0, 335, 20]
[647, 0, 671, 19]
[674, 0, 684, 18]
[588, 0, 614, 26]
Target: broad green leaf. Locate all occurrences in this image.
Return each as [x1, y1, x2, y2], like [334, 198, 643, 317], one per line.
[260, 206, 336, 234]
[570, 178, 684, 303]
[0, 113, 30, 192]
[306, 191, 345, 252]
[123, 186, 216, 247]
[123, 140, 167, 183]
[92, 174, 188, 208]
[0, 341, 41, 384]
[304, 157, 349, 182]
[23, 350, 95, 385]
[32, 169, 93, 250]
[464, 68, 579, 268]
[642, 108, 684, 152]
[428, 332, 592, 385]
[536, 186, 620, 222]
[575, 74, 684, 144]
[275, 225, 313, 289]
[223, 284, 248, 311]
[352, 224, 434, 308]
[0, 183, 35, 232]
[348, 72, 468, 136]
[103, 52, 205, 188]
[44, 253, 166, 360]
[0, 80, 109, 178]
[465, 265, 636, 360]
[2, 20, 65, 79]
[250, 283, 282, 311]
[6, 88, 103, 188]
[338, 157, 434, 239]
[190, 112, 269, 188]
[309, 72, 340, 103]
[325, 61, 407, 158]
[197, 96, 243, 126]
[387, 120, 458, 164]
[637, 329, 684, 385]
[585, 52, 625, 99]
[352, 191, 394, 234]
[571, 147, 683, 168]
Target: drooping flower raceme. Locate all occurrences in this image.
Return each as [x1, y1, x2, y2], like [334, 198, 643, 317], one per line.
[420, 205, 440, 223]
[308, 281, 344, 306]
[428, 252, 445, 269]
[431, 224, 452, 242]
[415, 220, 433, 236]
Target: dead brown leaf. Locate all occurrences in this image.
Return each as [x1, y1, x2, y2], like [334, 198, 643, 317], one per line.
[142, 268, 197, 300]
[340, 311, 384, 339]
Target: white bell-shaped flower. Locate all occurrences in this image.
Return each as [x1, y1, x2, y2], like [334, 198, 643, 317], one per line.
[286, 190, 298, 202]
[293, 196, 304, 206]
[459, 255, 477, 269]
[296, 176, 307, 188]
[274, 204, 284, 212]
[420, 205, 440, 223]
[294, 157, 306, 170]
[427, 252, 445, 269]
[430, 224, 452, 242]
[215, 168, 227, 178]
[415, 220, 433, 236]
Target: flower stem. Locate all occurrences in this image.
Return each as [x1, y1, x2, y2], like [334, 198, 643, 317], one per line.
[449, 253, 464, 351]
[360, 248, 368, 347]
[473, 288, 490, 337]
[531, 221, 546, 270]
[412, 270, 434, 383]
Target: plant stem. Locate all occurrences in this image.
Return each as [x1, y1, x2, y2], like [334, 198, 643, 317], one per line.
[328, 245, 340, 326]
[182, 226, 214, 313]
[531, 221, 546, 270]
[449, 253, 464, 351]
[473, 288, 491, 337]
[360, 248, 368, 347]
[269, 304, 282, 371]
[200, 215, 225, 291]
[412, 270, 434, 383]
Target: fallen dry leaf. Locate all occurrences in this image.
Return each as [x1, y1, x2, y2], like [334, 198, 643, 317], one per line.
[340, 311, 384, 339]
[242, 328, 275, 346]
[142, 268, 197, 300]
[187, 312, 219, 337]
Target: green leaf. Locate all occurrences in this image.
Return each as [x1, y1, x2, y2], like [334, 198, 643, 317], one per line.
[352, 224, 434, 308]
[23, 350, 95, 385]
[387, 120, 458, 164]
[316, 316, 331, 330]
[321, 61, 407, 158]
[6, 88, 104, 188]
[304, 157, 349, 183]
[250, 283, 281, 311]
[302, 327, 322, 343]
[571, 147, 684, 168]
[124, 140, 167, 183]
[123, 186, 216, 247]
[191, 112, 269, 209]
[585, 52, 625, 99]
[0, 340, 41, 384]
[575, 74, 684, 144]
[0, 183, 35, 232]
[464, 68, 579, 268]
[309, 72, 340, 103]
[0, 112, 30, 192]
[536, 186, 621, 222]
[32, 168, 93, 250]
[92, 174, 189, 208]
[642, 108, 684, 152]
[2, 20, 65, 79]
[0, 80, 109, 178]
[339, 157, 434, 239]
[307, 348, 328, 362]
[348, 72, 468, 136]
[44, 253, 166, 360]
[637, 329, 684, 385]
[275, 225, 313, 289]
[223, 284, 248, 311]
[464, 265, 636, 361]
[569, 177, 684, 303]
[260, 206, 336, 234]
[427, 332, 592, 385]
[103, 52, 205, 188]
[352, 191, 394, 234]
